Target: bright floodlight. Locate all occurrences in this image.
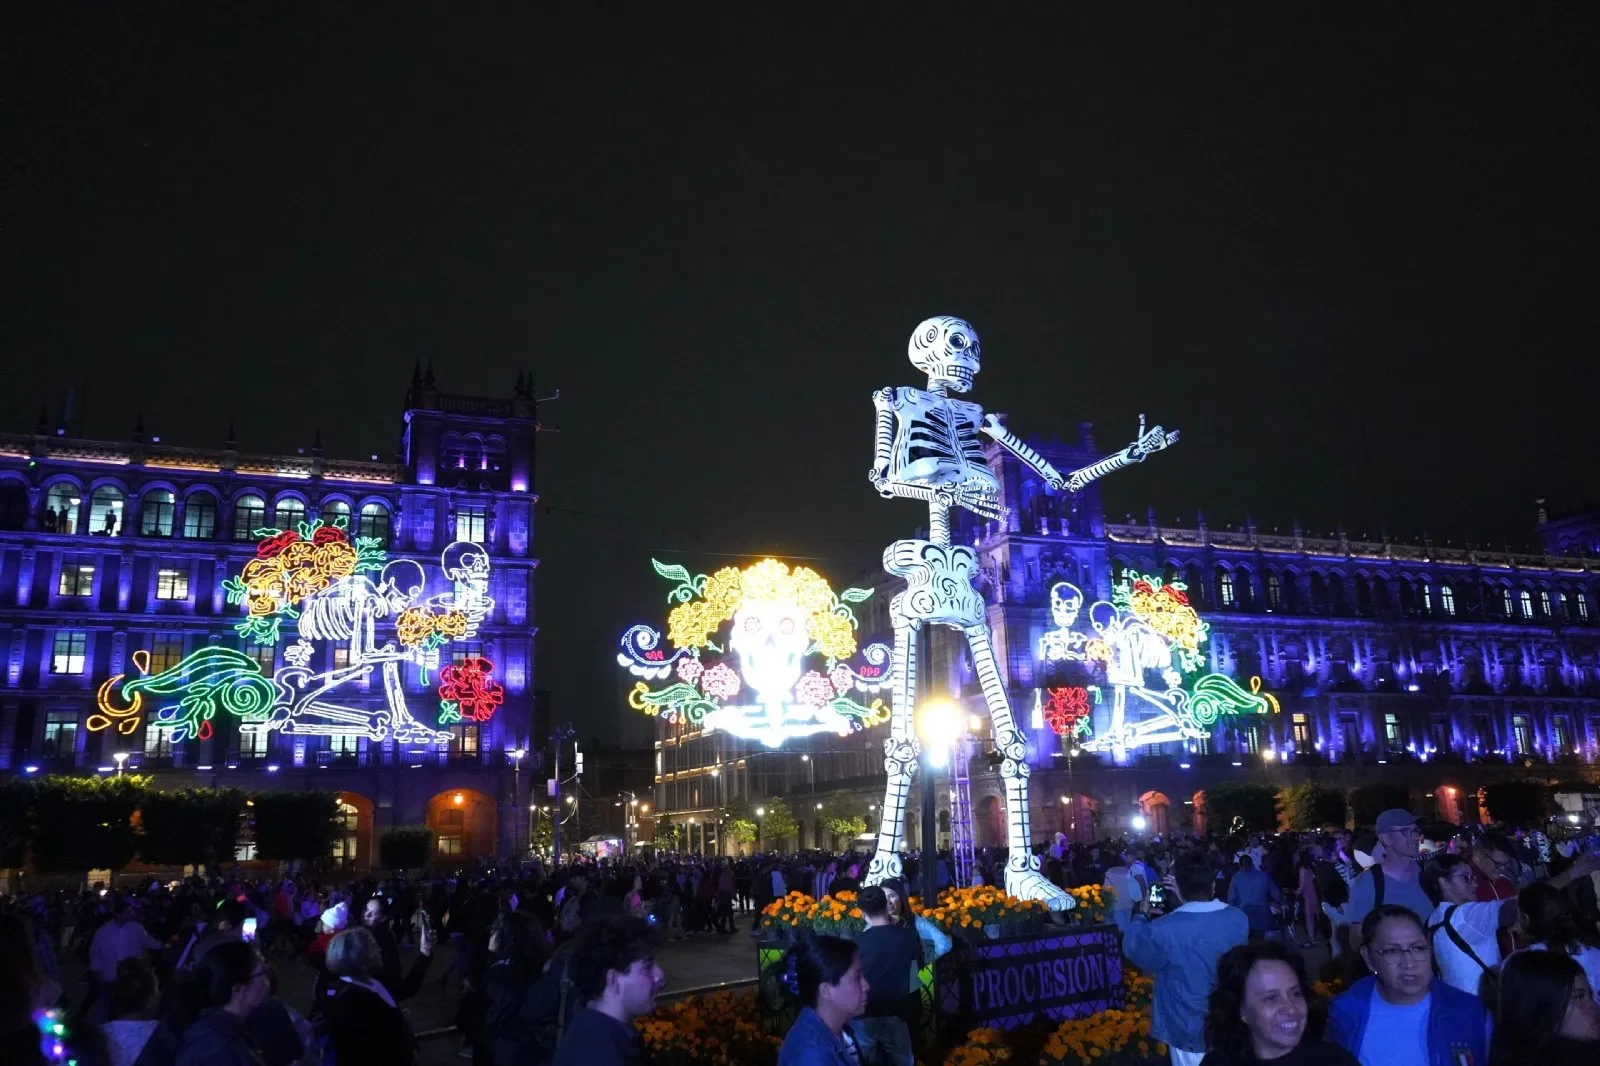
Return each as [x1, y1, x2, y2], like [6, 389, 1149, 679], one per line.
[755, 807, 765, 817]
[916, 699, 963, 768]
[1131, 814, 1148, 832]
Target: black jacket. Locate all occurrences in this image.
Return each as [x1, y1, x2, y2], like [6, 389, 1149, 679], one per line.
[369, 923, 432, 1002]
[476, 961, 550, 1066]
[325, 981, 417, 1066]
[173, 1008, 266, 1066]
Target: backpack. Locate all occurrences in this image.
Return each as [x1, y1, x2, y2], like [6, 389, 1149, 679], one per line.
[1315, 860, 1349, 908]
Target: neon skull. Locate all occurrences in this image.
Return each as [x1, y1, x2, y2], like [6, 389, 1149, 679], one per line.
[1049, 581, 1084, 629]
[729, 593, 811, 705]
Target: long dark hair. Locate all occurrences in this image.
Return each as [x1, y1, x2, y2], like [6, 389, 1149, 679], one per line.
[881, 877, 916, 930]
[1491, 950, 1594, 1065]
[786, 934, 859, 1009]
[1204, 941, 1321, 1062]
[490, 909, 547, 979]
[1518, 882, 1600, 955]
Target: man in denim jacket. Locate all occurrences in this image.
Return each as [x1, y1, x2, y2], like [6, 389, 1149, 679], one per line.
[1116, 857, 1249, 1066]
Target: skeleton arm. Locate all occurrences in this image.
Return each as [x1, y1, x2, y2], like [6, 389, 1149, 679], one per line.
[981, 415, 1066, 485]
[1062, 416, 1180, 492]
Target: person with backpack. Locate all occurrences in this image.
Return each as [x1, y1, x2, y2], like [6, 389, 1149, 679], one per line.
[1346, 811, 1434, 956]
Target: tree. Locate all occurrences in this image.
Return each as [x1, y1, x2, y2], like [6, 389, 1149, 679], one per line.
[1200, 782, 1280, 834]
[529, 811, 554, 856]
[138, 788, 245, 868]
[1348, 783, 1413, 828]
[721, 797, 758, 847]
[1482, 780, 1551, 827]
[1280, 782, 1347, 830]
[378, 827, 435, 871]
[251, 791, 339, 863]
[819, 790, 868, 847]
[759, 797, 798, 847]
[31, 775, 148, 873]
[0, 781, 34, 869]
[652, 813, 681, 849]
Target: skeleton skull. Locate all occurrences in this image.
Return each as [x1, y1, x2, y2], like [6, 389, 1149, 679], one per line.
[442, 540, 491, 584]
[908, 315, 981, 393]
[728, 595, 810, 705]
[1049, 582, 1084, 629]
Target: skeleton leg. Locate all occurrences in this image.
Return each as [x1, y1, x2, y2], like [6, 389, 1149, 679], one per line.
[965, 624, 1074, 910]
[865, 617, 920, 887]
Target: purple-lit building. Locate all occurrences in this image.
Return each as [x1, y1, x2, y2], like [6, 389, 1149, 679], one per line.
[0, 367, 542, 868]
[658, 425, 1600, 851]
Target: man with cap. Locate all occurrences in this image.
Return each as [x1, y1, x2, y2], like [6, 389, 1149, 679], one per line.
[1347, 809, 1434, 955]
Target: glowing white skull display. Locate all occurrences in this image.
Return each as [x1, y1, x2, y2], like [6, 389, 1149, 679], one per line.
[1049, 581, 1084, 629]
[729, 593, 811, 705]
[907, 315, 981, 393]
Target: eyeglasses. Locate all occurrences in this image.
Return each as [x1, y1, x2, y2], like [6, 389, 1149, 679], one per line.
[250, 968, 269, 980]
[1386, 827, 1422, 838]
[1371, 945, 1430, 962]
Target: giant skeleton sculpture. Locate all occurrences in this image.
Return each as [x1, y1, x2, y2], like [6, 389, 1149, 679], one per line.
[864, 316, 1178, 907]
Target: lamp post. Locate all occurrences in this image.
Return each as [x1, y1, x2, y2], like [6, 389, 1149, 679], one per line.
[755, 806, 765, 852]
[510, 748, 525, 857]
[915, 699, 961, 906]
[112, 752, 129, 778]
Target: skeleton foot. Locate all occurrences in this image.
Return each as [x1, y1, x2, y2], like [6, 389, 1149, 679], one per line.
[1005, 868, 1076, 911]
[392, 718, 451, 745]
[864, 850, 903, 888]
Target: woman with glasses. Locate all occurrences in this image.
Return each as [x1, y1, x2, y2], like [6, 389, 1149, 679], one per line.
[173, 940, 272, 1066]
[1327, 905, 1490, 1066]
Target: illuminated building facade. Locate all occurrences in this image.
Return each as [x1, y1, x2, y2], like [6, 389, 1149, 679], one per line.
[654, 425, 1600, 851]
[0, 366, 542, 867]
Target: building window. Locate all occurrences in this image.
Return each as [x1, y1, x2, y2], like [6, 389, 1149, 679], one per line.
[58, 563, 95, 597]
[1218, 570, 1235, 607]
[149, 634, 185, 673]
[456, 506, 488, 544]
[322, 499, 351, 526]
[333, 801, 360, 865]
[156, 568, 189, 601]
[1579, 592, 1591, 622]
[46, 484, 81, 533]
[1420, 584, 1433, 614]
[234, 495, 267, 539]
[1519, 590, 1534, 619]
[1430, 720, 1449, 753]
[184, 496, 217, 539]
[139, 490, 176, 536]
[1239, 724, 1261, 755]
[357, 503, 391, 543]
[144, 724, 174, 759]
[1552, 716, 1574, 755]
[332, 647, 350, 671]
[274, 498, 306, 530]
[1291, 713, 1310, 746]
[50, 631, 87, 674]
[1540, 590, 1552, 618]
[452, 641, 485, 665]
[43, 710, 77, 758]
[1502, 588, 1515, 617]
[1512, 714, 1533, 755]
[240, 728, 268, 759]
[90, 486, 125, 536]
[1190, 733, 1213, 755]
[451, 724, 481, 758]
[1441, 585, 1456, 617]
[436, 808, 465, 855]
[245, 644, 274, 673]
[1384, 713, 1402, 751]
[329, 734, 359, 759]
[1265, 573, 1282, 610]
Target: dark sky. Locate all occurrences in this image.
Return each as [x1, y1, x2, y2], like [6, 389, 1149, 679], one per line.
[7, 6, 1598, 743]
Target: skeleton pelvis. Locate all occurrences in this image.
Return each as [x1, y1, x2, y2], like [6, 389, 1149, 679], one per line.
[884, 540, 984, 627]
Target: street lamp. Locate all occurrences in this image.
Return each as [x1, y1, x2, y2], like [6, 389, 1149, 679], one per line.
[915, 699, 962, 903]
[112, 752, 130, 777]
[510, 748, 526, 856]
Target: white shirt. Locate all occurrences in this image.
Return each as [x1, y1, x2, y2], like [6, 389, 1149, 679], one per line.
[90, 919, 160, 982]
[1428, 900, 1503, 995]
[1524, 942, 1600, 1000]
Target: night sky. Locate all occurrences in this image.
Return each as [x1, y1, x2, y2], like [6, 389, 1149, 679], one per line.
[8, 7, 1598, 743]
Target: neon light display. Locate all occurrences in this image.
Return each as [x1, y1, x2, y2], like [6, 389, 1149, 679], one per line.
[618, 557, 891, 747]
[1036, 574, 1277, 760]
[93, 538, 497, 744]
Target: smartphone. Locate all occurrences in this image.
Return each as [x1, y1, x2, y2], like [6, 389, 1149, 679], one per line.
[241, 917, 257, 942]
[1148, 884, 1166, 909]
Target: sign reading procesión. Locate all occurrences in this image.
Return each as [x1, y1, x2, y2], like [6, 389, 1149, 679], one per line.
[955, 927, 1124, 1029]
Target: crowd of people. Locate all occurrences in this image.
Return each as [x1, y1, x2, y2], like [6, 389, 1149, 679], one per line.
[0, 814, 1596, 1066]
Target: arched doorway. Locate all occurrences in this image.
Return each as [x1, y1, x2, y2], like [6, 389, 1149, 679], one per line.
[1191, 791, 1208, 835]
[1434, 786, 1462, 825]
[1138, 791, 1172, 836]
[334, 792, 375, 871]
[975, 795, 1006, 849]
[427, 789, 497, 861]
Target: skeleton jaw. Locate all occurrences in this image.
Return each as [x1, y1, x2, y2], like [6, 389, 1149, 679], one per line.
[928, 367, 974, 393]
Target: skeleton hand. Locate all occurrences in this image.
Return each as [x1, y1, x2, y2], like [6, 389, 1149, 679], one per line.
[1127, 424, 1178, 461]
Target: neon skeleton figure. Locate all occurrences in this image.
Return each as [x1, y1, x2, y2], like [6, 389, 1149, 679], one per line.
[865, 316, 1178, 907]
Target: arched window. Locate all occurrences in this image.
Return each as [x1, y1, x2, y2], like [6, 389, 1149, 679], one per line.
[46, 484, 82, 533]
[1217, 568, 1235, 607]
[1309, 573, 1329, 614]
[333, 801, 360, 866]
[1327, 573, 1348, 615]
[1265, 572, 1282, 610]
[1419, 583, 1433, 615]
[0, 482, 28, 530]
[358, 502, 391, 542]
[1579, 592, 1592, 623]
[322, 499, 351, 527]
[1441, 585, 1456, 617]
[1519, 590, 1533, 619]
[183, 494, 217, 539]
[89, 486, 125, 537]
[1502, 588, 1515, 618]
[139, 489, 176, 536]
[1539, 590, 1552, 618]
[1355, 577, 1373, 616]
[233, 494, 267, 539]
[274, 497, 306, 530]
